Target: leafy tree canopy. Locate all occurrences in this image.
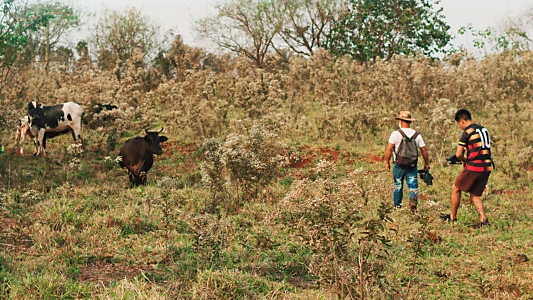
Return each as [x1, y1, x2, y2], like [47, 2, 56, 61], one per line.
[324, 0, 451, 63]
[0, 0, 56, 90]
[0, 0, 53, 59]
[93, 7, 160, 71]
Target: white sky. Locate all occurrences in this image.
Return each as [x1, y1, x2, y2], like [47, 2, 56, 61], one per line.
[73, 0, 533, 51]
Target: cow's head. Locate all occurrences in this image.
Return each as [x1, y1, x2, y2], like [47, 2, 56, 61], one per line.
[27, 100, 42, 112]
[144, 128, 168, 155]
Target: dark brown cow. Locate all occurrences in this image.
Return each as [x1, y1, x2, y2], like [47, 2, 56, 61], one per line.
[118, 128, 168, 187]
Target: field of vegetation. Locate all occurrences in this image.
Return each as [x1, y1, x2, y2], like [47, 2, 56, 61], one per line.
[1, 45, 532, 299]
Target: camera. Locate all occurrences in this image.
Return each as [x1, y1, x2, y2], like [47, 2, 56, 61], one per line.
[418, 169, 433, 186]
[446, 154, 462, 165]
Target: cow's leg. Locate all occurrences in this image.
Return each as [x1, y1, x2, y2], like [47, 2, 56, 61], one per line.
[30, 126, 40, 155]
[15, 128, 24, 154]
[133, 173, 144, 187]
[32, 135, 40, 156]
[37, 129, 46, 156]
[42, 136, 47, 155]
[19, 132, 25, 154]
[140, 171, 147, 185]
[15, 128, 21, 144]
[128, 172, 136, 188]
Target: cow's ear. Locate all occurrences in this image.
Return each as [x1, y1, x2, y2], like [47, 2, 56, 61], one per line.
[159, 136, 168, 143]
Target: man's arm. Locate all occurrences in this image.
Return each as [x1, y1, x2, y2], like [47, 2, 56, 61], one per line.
[385, 143, 394, 170]
[420, 146, 430, 170]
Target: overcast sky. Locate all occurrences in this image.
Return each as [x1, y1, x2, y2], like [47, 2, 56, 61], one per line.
[74, 0, 533, 51]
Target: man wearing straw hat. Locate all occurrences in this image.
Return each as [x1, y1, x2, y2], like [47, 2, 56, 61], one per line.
[385, 111, 430, 212]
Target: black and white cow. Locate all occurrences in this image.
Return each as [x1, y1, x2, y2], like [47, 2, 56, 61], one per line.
[27, 101, 84, 156]
[118, 128, 168, 187]
[15, 115, 67, 155]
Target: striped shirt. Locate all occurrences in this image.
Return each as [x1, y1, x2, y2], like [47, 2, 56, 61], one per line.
[459, 124, 492, 172]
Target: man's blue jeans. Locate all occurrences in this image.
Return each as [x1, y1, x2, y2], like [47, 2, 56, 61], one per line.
[393, 164, 418, 207]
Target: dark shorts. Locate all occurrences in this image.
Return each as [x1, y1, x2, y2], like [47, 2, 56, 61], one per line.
[455, 169, 490, 196]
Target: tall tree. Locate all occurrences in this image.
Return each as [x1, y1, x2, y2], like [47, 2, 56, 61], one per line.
[24, 1, 81, 72]
[274, 0, 346, 57]
[325, 0, 451, 63]
[0, 0, 53, 91]
[93, 7, 160, 72]
[195, 0, 283, 68]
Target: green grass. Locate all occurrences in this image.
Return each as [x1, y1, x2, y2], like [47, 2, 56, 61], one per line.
[1, 129, 533, 299]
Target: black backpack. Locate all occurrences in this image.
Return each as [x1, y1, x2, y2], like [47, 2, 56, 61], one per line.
[395, 130, 419, 169]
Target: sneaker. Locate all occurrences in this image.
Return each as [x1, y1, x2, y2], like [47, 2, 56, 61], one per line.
[439, 214, 456, 222]
[409, 199, 418, 212]
[470, 219, 490, 229]
[394, 205, 403, 210]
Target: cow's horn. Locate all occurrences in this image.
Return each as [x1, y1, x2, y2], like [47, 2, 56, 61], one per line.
[158, 127, 163, 133]
[144, 127, 152, 134]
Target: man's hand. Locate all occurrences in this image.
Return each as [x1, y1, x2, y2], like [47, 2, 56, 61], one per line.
[446, 155, 462, 165]
[385, 143, 394, 171]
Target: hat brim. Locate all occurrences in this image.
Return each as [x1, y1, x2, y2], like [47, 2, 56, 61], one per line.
[395, 117, 416, 122]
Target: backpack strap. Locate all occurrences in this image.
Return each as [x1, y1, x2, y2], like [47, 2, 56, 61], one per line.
[397, 129, 419, 141]
[396, 129, 419, 147]
[397, 129, 407, 138]
[411, 131, 420, 141]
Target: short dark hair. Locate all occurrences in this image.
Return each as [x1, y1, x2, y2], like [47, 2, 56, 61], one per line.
[454, 109, 471, 122]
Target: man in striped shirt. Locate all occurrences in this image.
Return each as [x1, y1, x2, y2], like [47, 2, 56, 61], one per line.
[442, 109, 492, 227]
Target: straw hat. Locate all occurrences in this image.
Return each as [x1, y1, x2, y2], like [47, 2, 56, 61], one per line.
[395, 111, 416, 122]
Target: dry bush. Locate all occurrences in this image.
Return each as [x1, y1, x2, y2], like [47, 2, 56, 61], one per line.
[420, 98, 459, 160]
[280, 161, 393, 298]
[199, 124, 289, 214]
[155, 70, 230, 140]
[188, 213, 227, 270]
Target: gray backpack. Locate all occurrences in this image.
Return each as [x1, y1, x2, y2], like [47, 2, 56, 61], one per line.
[395, 130, 419, 169]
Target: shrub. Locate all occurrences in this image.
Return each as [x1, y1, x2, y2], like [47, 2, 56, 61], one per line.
[280, 161, 393, 298]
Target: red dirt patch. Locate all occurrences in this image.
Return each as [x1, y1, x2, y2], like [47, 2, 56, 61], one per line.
[160, 141, 196, 159]
[418, 194, 430, 201]
[318, 147, 339, 160]
[426, 231, 442, 244]
[366, 154, 384, 164]
[289, 146, 344, 169]
[290, 157, 314, 168]
[3, 148, 20, 155]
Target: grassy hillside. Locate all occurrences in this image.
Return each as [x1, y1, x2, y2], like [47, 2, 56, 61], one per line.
[1, 50, 533, 299]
